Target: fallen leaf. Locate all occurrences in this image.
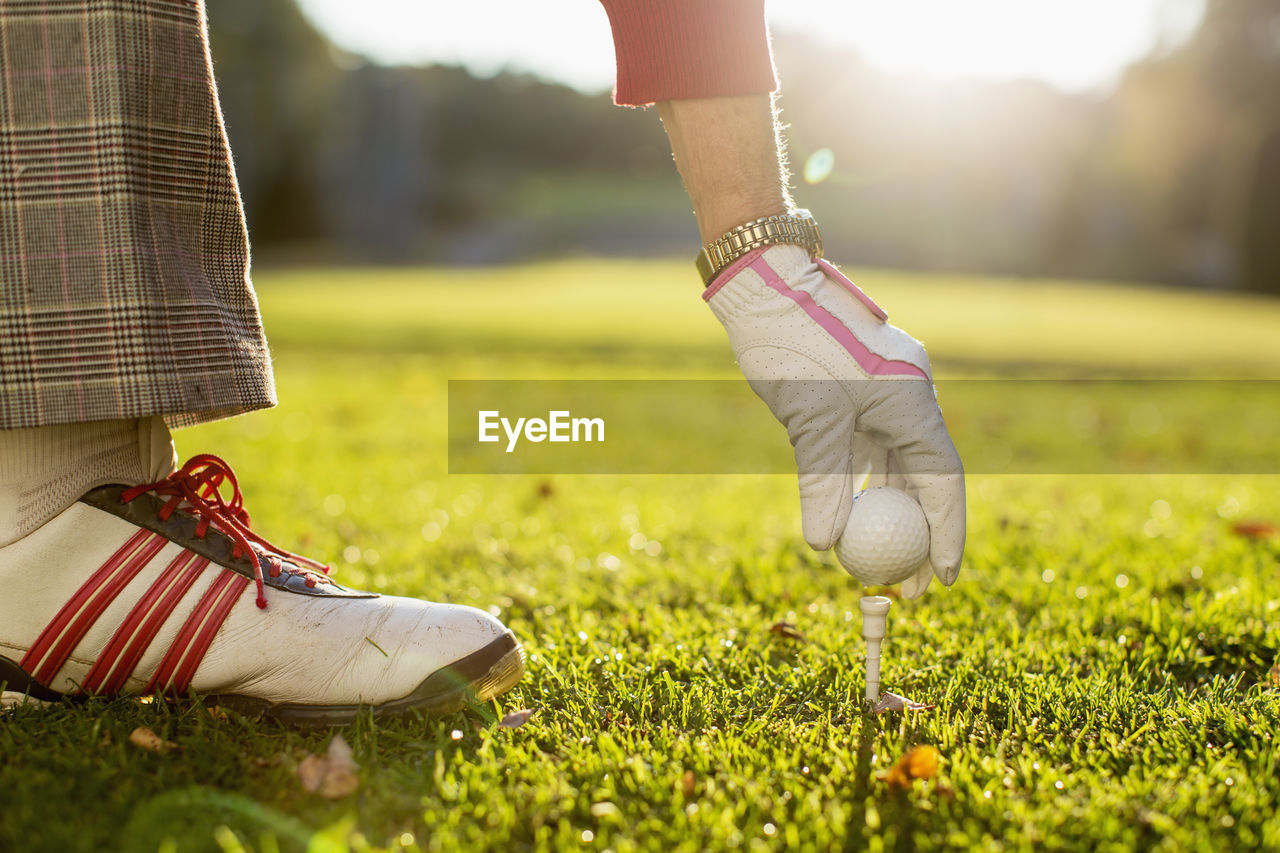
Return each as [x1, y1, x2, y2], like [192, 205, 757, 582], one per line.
[768, 621, 805, 642]
[877, 745, 941, 789]
[128, 726, 177, 753]
[297, 756, 325, 789]
[871, 692, 936, 714]
[1230, 520, 1278, 540]
[680, 770, 697, 797]
[251, 754, 285, 768]
[498, 709, 535, 729]
[297, 734, 359, 799]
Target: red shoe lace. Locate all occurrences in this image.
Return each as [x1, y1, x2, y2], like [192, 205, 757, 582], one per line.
[120, 454, 332, 609]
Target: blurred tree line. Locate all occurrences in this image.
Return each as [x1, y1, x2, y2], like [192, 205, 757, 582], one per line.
[207, 0, 1280, 292]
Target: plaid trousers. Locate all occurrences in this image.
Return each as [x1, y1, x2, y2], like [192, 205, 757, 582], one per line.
[0, 0, 275, 430]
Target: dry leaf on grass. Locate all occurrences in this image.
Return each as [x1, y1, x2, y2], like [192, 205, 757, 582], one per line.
[768, 621, 805, 642]
[498, 709, 535, 729]
[1230, 520, 1278, 540]
[877, 745, 941, 789]
[680, 770, 697, 797]
[128, 726, 177, 753]
[251, 753, 285, 769]
[297, 733, 359, 799]
[871, 692, 936, 714]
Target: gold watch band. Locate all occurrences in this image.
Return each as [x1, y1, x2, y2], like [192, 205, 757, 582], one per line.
[695, 209, 824, 287]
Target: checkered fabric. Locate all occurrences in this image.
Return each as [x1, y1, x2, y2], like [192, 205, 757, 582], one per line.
[0, 0, 275, 430]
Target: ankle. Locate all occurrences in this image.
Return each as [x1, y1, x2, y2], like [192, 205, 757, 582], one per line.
[0, 417, 176, 546]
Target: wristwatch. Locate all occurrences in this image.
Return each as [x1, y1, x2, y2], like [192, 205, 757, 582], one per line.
[695, 209, 824, 287]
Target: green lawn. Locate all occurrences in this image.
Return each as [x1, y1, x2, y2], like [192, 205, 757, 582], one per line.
[2, 261, 1279, 852]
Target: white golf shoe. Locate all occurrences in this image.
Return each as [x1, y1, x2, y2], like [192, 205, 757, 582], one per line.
[0, 455, 524, 723]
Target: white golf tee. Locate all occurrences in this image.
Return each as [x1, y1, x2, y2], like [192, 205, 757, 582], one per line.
[860, 595, 892, 706]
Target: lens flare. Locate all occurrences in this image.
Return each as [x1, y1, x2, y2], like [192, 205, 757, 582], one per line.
[804, 148, 835, 184]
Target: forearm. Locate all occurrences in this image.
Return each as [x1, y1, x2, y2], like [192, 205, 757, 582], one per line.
[595, 0, 789, 244]
[657, 94, 791, 245]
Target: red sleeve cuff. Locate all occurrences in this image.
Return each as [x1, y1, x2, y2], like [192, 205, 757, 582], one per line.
[598, 0, 778, 106]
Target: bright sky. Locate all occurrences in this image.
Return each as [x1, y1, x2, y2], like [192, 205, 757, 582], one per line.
[296, 0, 1205, 94]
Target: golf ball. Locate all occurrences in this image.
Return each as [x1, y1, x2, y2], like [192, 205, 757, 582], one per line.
[835, 487, 930, 585]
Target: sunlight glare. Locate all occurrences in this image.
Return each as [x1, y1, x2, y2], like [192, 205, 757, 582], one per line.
[296, 0, 1205, 94]
[769, 0, 1206, 90]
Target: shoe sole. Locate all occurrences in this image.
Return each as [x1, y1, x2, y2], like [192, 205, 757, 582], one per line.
[1, 631, 525, 725]
[208, 630, 526, 725]
[1, 692, 54, 710]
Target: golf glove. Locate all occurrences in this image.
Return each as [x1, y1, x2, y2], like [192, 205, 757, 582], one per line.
[705, 244, 965, 599]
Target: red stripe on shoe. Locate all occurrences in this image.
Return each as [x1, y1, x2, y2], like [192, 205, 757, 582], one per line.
[19, 528, 152, 677]
[171, 573, 249, 694]
[748, 256, 929, 379]
[145, 570, 235, 695]
[22, 531, 168, 687]
[105, 554, 212, 696]
[80, 550, 210, 696]
[146, 570, 248, 696]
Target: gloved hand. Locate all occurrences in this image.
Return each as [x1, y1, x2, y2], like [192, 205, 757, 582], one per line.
[705, 244, 965, 599]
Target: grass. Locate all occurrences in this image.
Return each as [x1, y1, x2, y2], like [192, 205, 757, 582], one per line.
[2, 260, 1279, 852]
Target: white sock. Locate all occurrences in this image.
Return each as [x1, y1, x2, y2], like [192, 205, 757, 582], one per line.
[0, 417, 177, 547]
